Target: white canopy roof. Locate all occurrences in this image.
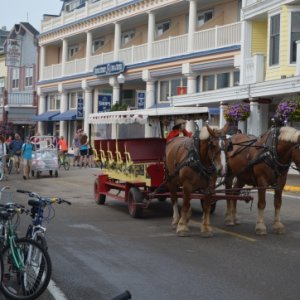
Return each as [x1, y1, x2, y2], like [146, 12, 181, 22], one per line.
[88, 106, 209, 125]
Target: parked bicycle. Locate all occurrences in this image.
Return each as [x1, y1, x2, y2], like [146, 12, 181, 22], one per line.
[0, 187, 52, 300]
[16, 189, 72, 250]
[58, 152, 70, 170]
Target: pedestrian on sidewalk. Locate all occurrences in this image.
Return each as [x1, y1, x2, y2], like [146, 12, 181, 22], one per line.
[9, 133, 23, 174]
[21, 137, 33, 180]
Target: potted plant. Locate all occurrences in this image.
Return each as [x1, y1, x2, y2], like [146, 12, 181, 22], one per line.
[275, 99, 300, 124]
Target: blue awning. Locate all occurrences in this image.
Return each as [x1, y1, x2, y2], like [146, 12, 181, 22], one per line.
[52, 110, 77, 121]
[32, 111, 60, 121]
[208, 108, 220, 115]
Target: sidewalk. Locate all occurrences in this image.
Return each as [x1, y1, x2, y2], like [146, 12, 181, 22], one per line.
[285, 174, 300, 192]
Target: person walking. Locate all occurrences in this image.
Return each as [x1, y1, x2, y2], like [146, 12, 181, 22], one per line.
[21, 137, 33, 180]
[0, 135, 9, 180]
[9, 133, 23, 173]
[80, 133, 88, 167]
[72, 130, 81, 167]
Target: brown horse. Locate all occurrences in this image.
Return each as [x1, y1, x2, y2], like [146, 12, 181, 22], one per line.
[165, 125, 225, 237]
[224, 126, 300, 235]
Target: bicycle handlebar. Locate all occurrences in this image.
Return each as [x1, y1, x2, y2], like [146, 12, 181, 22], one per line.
[16, 189, 72, 205]
[111, 290, 132, 300]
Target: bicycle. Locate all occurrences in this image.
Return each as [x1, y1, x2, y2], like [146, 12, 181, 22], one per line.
[0, 187, 52, 300]
[7, 153, 15, 174]
[16, 189, 71, 250]
[58, 152, 70, 170]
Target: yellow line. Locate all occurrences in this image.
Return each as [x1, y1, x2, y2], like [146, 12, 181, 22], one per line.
[190, 220, 257, 242]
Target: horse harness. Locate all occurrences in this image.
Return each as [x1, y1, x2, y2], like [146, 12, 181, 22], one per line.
[167, 136, 217, 181]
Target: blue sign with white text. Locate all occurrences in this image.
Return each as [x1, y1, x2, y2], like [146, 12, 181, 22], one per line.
[137, 91, 145, 109]
[98, 94, 112, 112]
[77, 98, 84, 118]
[94, 61, 125, 76]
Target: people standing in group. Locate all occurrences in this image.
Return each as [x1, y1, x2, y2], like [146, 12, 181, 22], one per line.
[80, 133, 88, 167]
[72, 129, 82, 167]
[21, 137, 33, 180]
[0, 135, 9, 180]
[9, 133, 23, 173]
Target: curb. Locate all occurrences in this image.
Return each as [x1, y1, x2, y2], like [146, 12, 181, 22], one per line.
[284, 185, 300, 192]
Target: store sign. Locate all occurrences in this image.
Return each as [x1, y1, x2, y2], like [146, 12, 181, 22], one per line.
[77, 98, 84, 118]
[137, 91, 146, 109]
[94, 61, 125, 76]
[98, 94, 112, 112]
[5, 39, 21, 67]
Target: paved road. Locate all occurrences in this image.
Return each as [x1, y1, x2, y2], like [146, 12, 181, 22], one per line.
[0, 167, 300, 300]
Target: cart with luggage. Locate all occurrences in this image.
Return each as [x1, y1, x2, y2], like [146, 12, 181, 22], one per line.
[30, 135, 59, 178]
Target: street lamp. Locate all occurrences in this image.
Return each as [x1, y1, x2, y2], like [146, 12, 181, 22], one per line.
[4, 105, 9, 124]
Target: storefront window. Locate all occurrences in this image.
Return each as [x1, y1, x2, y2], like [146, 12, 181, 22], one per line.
[202, 75, 214, 91]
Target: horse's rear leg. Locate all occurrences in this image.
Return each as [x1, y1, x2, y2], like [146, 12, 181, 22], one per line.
[273, 188, 285, 234]
[201, 198, 214, 237]
[169, 190, 180, 228]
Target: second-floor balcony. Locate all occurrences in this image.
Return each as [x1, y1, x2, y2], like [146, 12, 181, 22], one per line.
[41, 22, 241, 81]
[0, 92, 37, 106]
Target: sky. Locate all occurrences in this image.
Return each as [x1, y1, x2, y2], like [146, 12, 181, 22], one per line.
[1, 0, 63, 32]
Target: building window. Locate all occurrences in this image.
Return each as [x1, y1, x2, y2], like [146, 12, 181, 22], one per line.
[197, 10, 213, 27]
[0, 78, 4, 94]
[25, 67, 33, 87]
[65, 0, 85, 12]
[121, 30, 135, 46]
[202, 75, 215, 91]
[158, 78, 187, 102]
[68, 45, 79, 59]
[48, 94, 61, 110]
[69, 91, 83, 109]
[290, 12, 300, 63]
[12, 68, 19, 89]
[156, 20, 170, 37]
[233, 71, 240, 86]
[217, 72, 230, 89]
[159, 80, 169, 102]
[121, 90, 135, 108]
[92, 38, 105, 54]
[269, 14, 280, 66]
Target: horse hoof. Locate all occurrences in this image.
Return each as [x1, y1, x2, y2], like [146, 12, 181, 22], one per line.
[255, 228, 267, 235]
[225, 220, 235, 227]
[201, 231, 214, 238]
[273, 226, 285, 235]
[177, 230, 190, 237]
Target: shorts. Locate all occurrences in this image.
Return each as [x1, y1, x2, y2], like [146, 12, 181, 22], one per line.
[73, 147, 80, 156]
[80, 149, 88, 156]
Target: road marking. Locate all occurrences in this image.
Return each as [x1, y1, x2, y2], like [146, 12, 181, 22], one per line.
[48, 279, 68, 300]
[189, 220, 257, 242]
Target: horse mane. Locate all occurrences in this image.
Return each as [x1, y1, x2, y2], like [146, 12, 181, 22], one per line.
[199, 125, 219, 140]
[278, 126, 300, 143]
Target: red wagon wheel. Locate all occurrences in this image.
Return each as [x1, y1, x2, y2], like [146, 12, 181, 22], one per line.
[94, 178, 106, 205]
[128, 187, 143, 218]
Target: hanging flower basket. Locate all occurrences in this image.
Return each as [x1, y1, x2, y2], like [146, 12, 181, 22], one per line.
[275, 99, 300, 123]
[224, 103, 250, 122]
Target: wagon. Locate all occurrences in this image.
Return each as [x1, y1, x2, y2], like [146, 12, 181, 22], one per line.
[91, 107, 253, 218]
[31, 135, 59, 178]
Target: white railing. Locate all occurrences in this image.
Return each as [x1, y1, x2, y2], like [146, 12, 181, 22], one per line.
[41, 0, 132, 32]
[41, 22, 241, 81]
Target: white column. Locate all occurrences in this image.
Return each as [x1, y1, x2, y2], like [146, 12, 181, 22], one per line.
[84, 88, 93, 137]
[296, 40, 300, 76]
[187, 0, 197, 52]
[62, 39, 68, 76]
[114, 23, 121, 61]
[58, 84, 68, 138]
[147, 12, 155, 60]
[219, 102, 228, 129]
[248, 101, 261, 136]
[182, 63, 196, 94]
[38, 92, 46, 135]
[39, 46, 46, 81]
[86, 31, 93, 72]
[109, 76, 120, 105]
[240, 20, 252, 85]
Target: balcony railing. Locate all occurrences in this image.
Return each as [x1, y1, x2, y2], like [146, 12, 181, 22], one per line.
[7, 92, 36, 106]
[41, 0, 132, 32]
[41, 22, 241, 81]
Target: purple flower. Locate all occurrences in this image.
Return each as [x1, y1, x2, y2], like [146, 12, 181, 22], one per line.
[275, 100, 299, 121]
[224, 103, 250, 122]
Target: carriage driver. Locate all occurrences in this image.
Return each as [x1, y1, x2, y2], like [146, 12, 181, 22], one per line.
[166, 118, 192, 142]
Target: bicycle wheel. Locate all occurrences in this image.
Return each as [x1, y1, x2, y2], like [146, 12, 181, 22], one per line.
[8, 158, 13, 174]
[63, 158, 70, 171]
[0, 238, 52, 300]
[0, 167, 4, 181]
